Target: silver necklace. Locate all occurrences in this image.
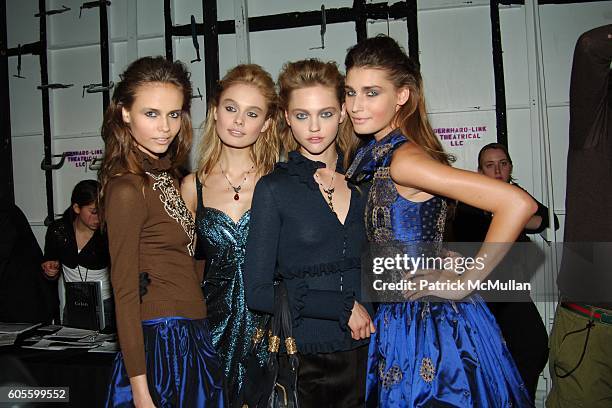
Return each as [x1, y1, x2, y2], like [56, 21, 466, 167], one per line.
[219, 162, 254, 201]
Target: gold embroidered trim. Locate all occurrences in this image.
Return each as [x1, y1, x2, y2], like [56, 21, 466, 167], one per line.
[285, 337, 298, 355]
[420, 357, 436, 383]
[146, 171, 195, 256]
[378, 361, 403, 388]
[252, 327, 265, 344]
[268, 335, 280, 353]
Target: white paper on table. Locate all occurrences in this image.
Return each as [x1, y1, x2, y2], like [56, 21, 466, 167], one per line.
[0, 322, 41, 334]
[22, 339, 101, 351]
[43, 326, 98, 340]
[0, 332, 19, 346]
[87, 341, 119, 353]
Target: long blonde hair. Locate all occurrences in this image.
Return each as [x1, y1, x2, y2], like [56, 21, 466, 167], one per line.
[196, 64, 280, 178]
[345, 35, 453, 165]
[277, 59, 360, 170]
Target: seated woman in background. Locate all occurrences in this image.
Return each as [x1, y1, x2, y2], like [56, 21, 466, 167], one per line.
[41, 179, 112, 328]
[452, 142, 559, 402]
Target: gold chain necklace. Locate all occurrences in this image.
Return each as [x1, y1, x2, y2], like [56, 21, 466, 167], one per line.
[314, 155, 338, 212]
[219, 162, 254, 201]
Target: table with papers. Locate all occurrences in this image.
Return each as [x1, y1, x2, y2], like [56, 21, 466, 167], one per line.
[0, 323, 118, 407]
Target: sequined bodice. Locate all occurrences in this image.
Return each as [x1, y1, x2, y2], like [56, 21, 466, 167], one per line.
[194, 177, 266, 399]
[197, 207, 250, 277]
[347, 131, 447, 245]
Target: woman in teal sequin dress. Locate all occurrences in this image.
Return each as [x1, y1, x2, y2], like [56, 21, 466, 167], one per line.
[181, 64, 281, 405]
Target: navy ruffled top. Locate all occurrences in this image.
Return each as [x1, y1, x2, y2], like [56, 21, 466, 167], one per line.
[244, 151, 372, 354]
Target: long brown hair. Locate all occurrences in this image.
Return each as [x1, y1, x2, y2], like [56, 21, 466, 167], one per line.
[197, 64, 280, 178]
[98, 56, 194, 220]
[345, 35, 452, 165]
[278, 59, 360, 170]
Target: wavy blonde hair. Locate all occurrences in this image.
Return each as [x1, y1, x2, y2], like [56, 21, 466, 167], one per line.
[277, 59, 360, 170]
[196, 64, 281, 178]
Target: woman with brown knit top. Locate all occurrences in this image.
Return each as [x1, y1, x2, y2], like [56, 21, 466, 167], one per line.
[99, 56, 224, 408]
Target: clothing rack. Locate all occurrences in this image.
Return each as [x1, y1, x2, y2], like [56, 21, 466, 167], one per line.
[0, 0, 604, 209]
[0, 1, 111, 223]
[163, 0, 420, 104]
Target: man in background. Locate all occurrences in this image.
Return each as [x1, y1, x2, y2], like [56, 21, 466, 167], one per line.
[547, 24, 612, 408]
[0, 191, 58, 323]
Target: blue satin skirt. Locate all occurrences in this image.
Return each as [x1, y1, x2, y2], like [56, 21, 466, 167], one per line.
[366, 297, 533, 407]
[106, 317, 225, 408]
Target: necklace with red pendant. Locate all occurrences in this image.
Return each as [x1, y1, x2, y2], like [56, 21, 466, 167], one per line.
[219, 162, 254, 201]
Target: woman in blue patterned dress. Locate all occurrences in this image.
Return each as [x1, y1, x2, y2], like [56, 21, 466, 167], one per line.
[344, 35, 536, 407]
[181, 64, 281, 405]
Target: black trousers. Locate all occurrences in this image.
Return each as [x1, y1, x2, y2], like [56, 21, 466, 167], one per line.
[487, 301, 549, 402]
[295, 344, 368, 408]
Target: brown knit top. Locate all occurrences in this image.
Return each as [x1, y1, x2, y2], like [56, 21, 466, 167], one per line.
[105, 150, 206, 378]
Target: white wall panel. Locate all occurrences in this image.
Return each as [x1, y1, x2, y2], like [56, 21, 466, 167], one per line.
[174, 37, 209, 127]
[12, 134, 47, 223]
[429, 110, 497, 172]
[137, 0, 165, 37]
[171, 0, 202, 26]
[367, 20, 409, 53]
[540, 2, 612, 104]
[499, 5, 530, 108]
[8, 55, 44, 136]
[218, 0, 235, 22]
[48, 0, 100, 47]
[109, 38, 166, 86]
[110, 42, 128, 82]
[170, 0, 234, 25]
[248, 0, 352, 17]
[249, 22, 355, 80]
[417, 0, 489, 11]
[545, 106, 570, 212]
[49, 46, 103, 137]
[6, 0, 39, 48]
[506, 108, 536, 194]
[419, 6, 495, 112]
[218, 34, 239, 78]
[138, 37, 166, 58]
[110, 0, 128, 39]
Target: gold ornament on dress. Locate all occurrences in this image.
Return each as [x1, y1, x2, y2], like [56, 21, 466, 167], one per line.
[378, 361, 403, 388]
[252, 327, 265, 344]
[285, 337, 298, 355]
[146, 171, 195, 256]
[268, 335, 280, 353]
[420, 357, 436, 383]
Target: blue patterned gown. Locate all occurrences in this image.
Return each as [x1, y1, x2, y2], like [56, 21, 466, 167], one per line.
[346, 131, 532, 407]
[194, 177, 267, 403]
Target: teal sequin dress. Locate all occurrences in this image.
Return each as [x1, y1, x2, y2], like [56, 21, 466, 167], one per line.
[194, 176, 267, 403]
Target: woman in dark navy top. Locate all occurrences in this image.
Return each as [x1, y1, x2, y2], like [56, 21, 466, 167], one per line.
[452, 142, 558, 402]
[244, 59, 374, 407]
